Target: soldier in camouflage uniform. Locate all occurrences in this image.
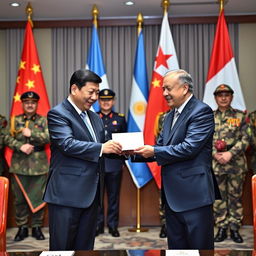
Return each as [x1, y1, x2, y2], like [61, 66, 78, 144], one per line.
[212, 84, 249, 243]
[0, 115, 8, 176]
[248, 110, 256, 173]
[4, 91, 49, 241]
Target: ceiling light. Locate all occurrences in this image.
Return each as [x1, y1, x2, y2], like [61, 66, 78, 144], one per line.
[125, 1, 134, 6]
[10, 2, 20, 7]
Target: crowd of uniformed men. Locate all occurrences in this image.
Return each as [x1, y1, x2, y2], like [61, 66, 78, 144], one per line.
[0, 84, 256, 243]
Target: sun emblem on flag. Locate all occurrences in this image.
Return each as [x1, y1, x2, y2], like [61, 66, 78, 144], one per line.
[133, 101, 146, 115]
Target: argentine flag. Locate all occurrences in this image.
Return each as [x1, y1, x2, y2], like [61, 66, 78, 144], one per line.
[86, 24, 109, 112]
[126, 30, 153, 188]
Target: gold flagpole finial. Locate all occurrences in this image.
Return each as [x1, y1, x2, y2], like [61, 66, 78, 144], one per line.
[26, 2, 33, 27]
[161, 0, 170, 14]
[137, 13, 143, 35]
[92, 4, 99, 28]
[219, 0, 224, 12]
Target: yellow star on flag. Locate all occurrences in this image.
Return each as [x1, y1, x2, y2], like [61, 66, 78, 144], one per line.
[25, 80, 35, 89]
[16, 76, 20, 84]
[13, 92, 21, 102]
[152, 78, 161, 88]
[19, 61, 26, 70]
[31, 64, 41, 74]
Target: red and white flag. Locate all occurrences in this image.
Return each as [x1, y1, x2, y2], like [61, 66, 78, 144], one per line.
[144, 12, 179, 188]
[5, 21, 50, 165]
[203, 9, 246, 111]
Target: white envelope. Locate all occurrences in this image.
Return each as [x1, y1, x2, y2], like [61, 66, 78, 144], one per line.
[112, 132, 144, 151]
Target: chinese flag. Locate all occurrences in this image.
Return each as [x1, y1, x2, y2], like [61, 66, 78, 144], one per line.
[144, 12, 179, 188]
[203, 9, 246, 111]
[5, 21, 50, 165]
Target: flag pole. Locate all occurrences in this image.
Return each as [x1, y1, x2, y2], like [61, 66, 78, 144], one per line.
[128, 13, 148, 233]
[219, 0, 224, 12]
[26, 2, 33, 27]
[161, 0, 170, 14]
[92, 4, 98, 28]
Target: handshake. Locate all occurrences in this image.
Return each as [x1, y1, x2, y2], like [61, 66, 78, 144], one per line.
[102, 132, 155, 158]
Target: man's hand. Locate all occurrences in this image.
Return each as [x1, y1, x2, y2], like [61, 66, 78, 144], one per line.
[20, 143, 34, 155]
[134, 145, 154, 158]
[103, 140, 122, 155]
[214, 151, 232, 165]
[22, 127, 32, 137]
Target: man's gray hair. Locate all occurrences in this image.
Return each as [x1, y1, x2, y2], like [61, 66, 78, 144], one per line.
[165, 69, 193, 93]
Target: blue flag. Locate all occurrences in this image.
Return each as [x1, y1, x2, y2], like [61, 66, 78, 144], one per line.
[126, 30, 153, 188]
[86, 24, 109, 112]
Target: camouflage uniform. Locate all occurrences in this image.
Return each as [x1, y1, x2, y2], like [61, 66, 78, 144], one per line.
[0, 115, 8, 176]
[4, 113, 49, 227]
[248, 111, 256, 173]
[213, 107, 249, 230]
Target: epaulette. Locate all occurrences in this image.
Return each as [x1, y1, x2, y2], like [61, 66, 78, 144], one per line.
[118, 113, 125, 117]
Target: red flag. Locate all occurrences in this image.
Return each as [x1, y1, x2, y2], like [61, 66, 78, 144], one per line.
[144, 12, 179, 188]
[203, 9, 246, 110]
[5, 21, 50, 165]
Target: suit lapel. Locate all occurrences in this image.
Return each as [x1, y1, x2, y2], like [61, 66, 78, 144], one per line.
[63, 99, 95, 141]
[166, 96, 196, 144]
[87, 110, 101, 142]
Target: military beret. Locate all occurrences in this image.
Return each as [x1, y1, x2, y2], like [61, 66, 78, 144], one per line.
[20, 91, 40, 101]
[214, 84, 234, 95]
[99, 89, 115, 99]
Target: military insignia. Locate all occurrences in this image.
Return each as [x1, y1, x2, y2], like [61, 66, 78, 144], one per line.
[227, 118, 241, 127]
[28, 92, 34, 98]
[118, 113, 125, 117]
[112, 120, 117, 125]
[104, 90, 108, 96]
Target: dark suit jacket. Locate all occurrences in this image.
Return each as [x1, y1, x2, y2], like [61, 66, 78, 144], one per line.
[43, 99, 105, 208]
[154, 96, 217, 212]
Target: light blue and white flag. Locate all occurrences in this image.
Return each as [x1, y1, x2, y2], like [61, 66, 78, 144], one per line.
[86, 24, 109, 112]
[126, 30, 153, 188]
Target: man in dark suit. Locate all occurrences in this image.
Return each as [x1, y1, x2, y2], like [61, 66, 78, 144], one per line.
[96, 89, 127, 237]
[134, 69, 218, 249]
[43, 69, 122, 250]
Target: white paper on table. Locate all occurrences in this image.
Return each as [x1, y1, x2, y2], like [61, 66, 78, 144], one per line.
[40, 251, 75, 256]
[166, 250, 200, 256]
[112, 132, 144, 151]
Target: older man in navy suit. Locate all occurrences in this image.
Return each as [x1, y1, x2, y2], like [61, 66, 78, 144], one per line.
[43, 69, 122, 250]
[135, 69, 219, 249]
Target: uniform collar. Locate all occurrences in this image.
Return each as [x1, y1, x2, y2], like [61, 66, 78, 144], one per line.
[23, 113, 37, 121]
[99, 111, 113, 118]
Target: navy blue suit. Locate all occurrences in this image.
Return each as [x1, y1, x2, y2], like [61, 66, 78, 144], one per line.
[97, 111, 127, 229]
[154, 96, 216, 249]
[43, 99, 106, 250]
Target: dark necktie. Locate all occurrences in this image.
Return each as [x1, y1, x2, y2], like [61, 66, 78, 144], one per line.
[80, 111, 97, 141]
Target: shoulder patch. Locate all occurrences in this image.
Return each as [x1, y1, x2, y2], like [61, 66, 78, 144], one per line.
[118, 113, 125, 117]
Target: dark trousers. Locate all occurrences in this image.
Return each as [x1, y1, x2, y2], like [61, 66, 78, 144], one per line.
[48, 192, 99, 250]
[97, 170, 122, 228]
[165, 203, 214, 249]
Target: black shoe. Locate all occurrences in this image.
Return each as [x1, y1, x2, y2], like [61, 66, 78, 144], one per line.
[32, 227, 45, 240]
[214, 228, 227, 242]
[108, 227, 120, 237]
[95, 225, 104, 236]
[230, 229, 243, 243]
[159, 225, 167, 238]
[14, 227, 28, 241]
